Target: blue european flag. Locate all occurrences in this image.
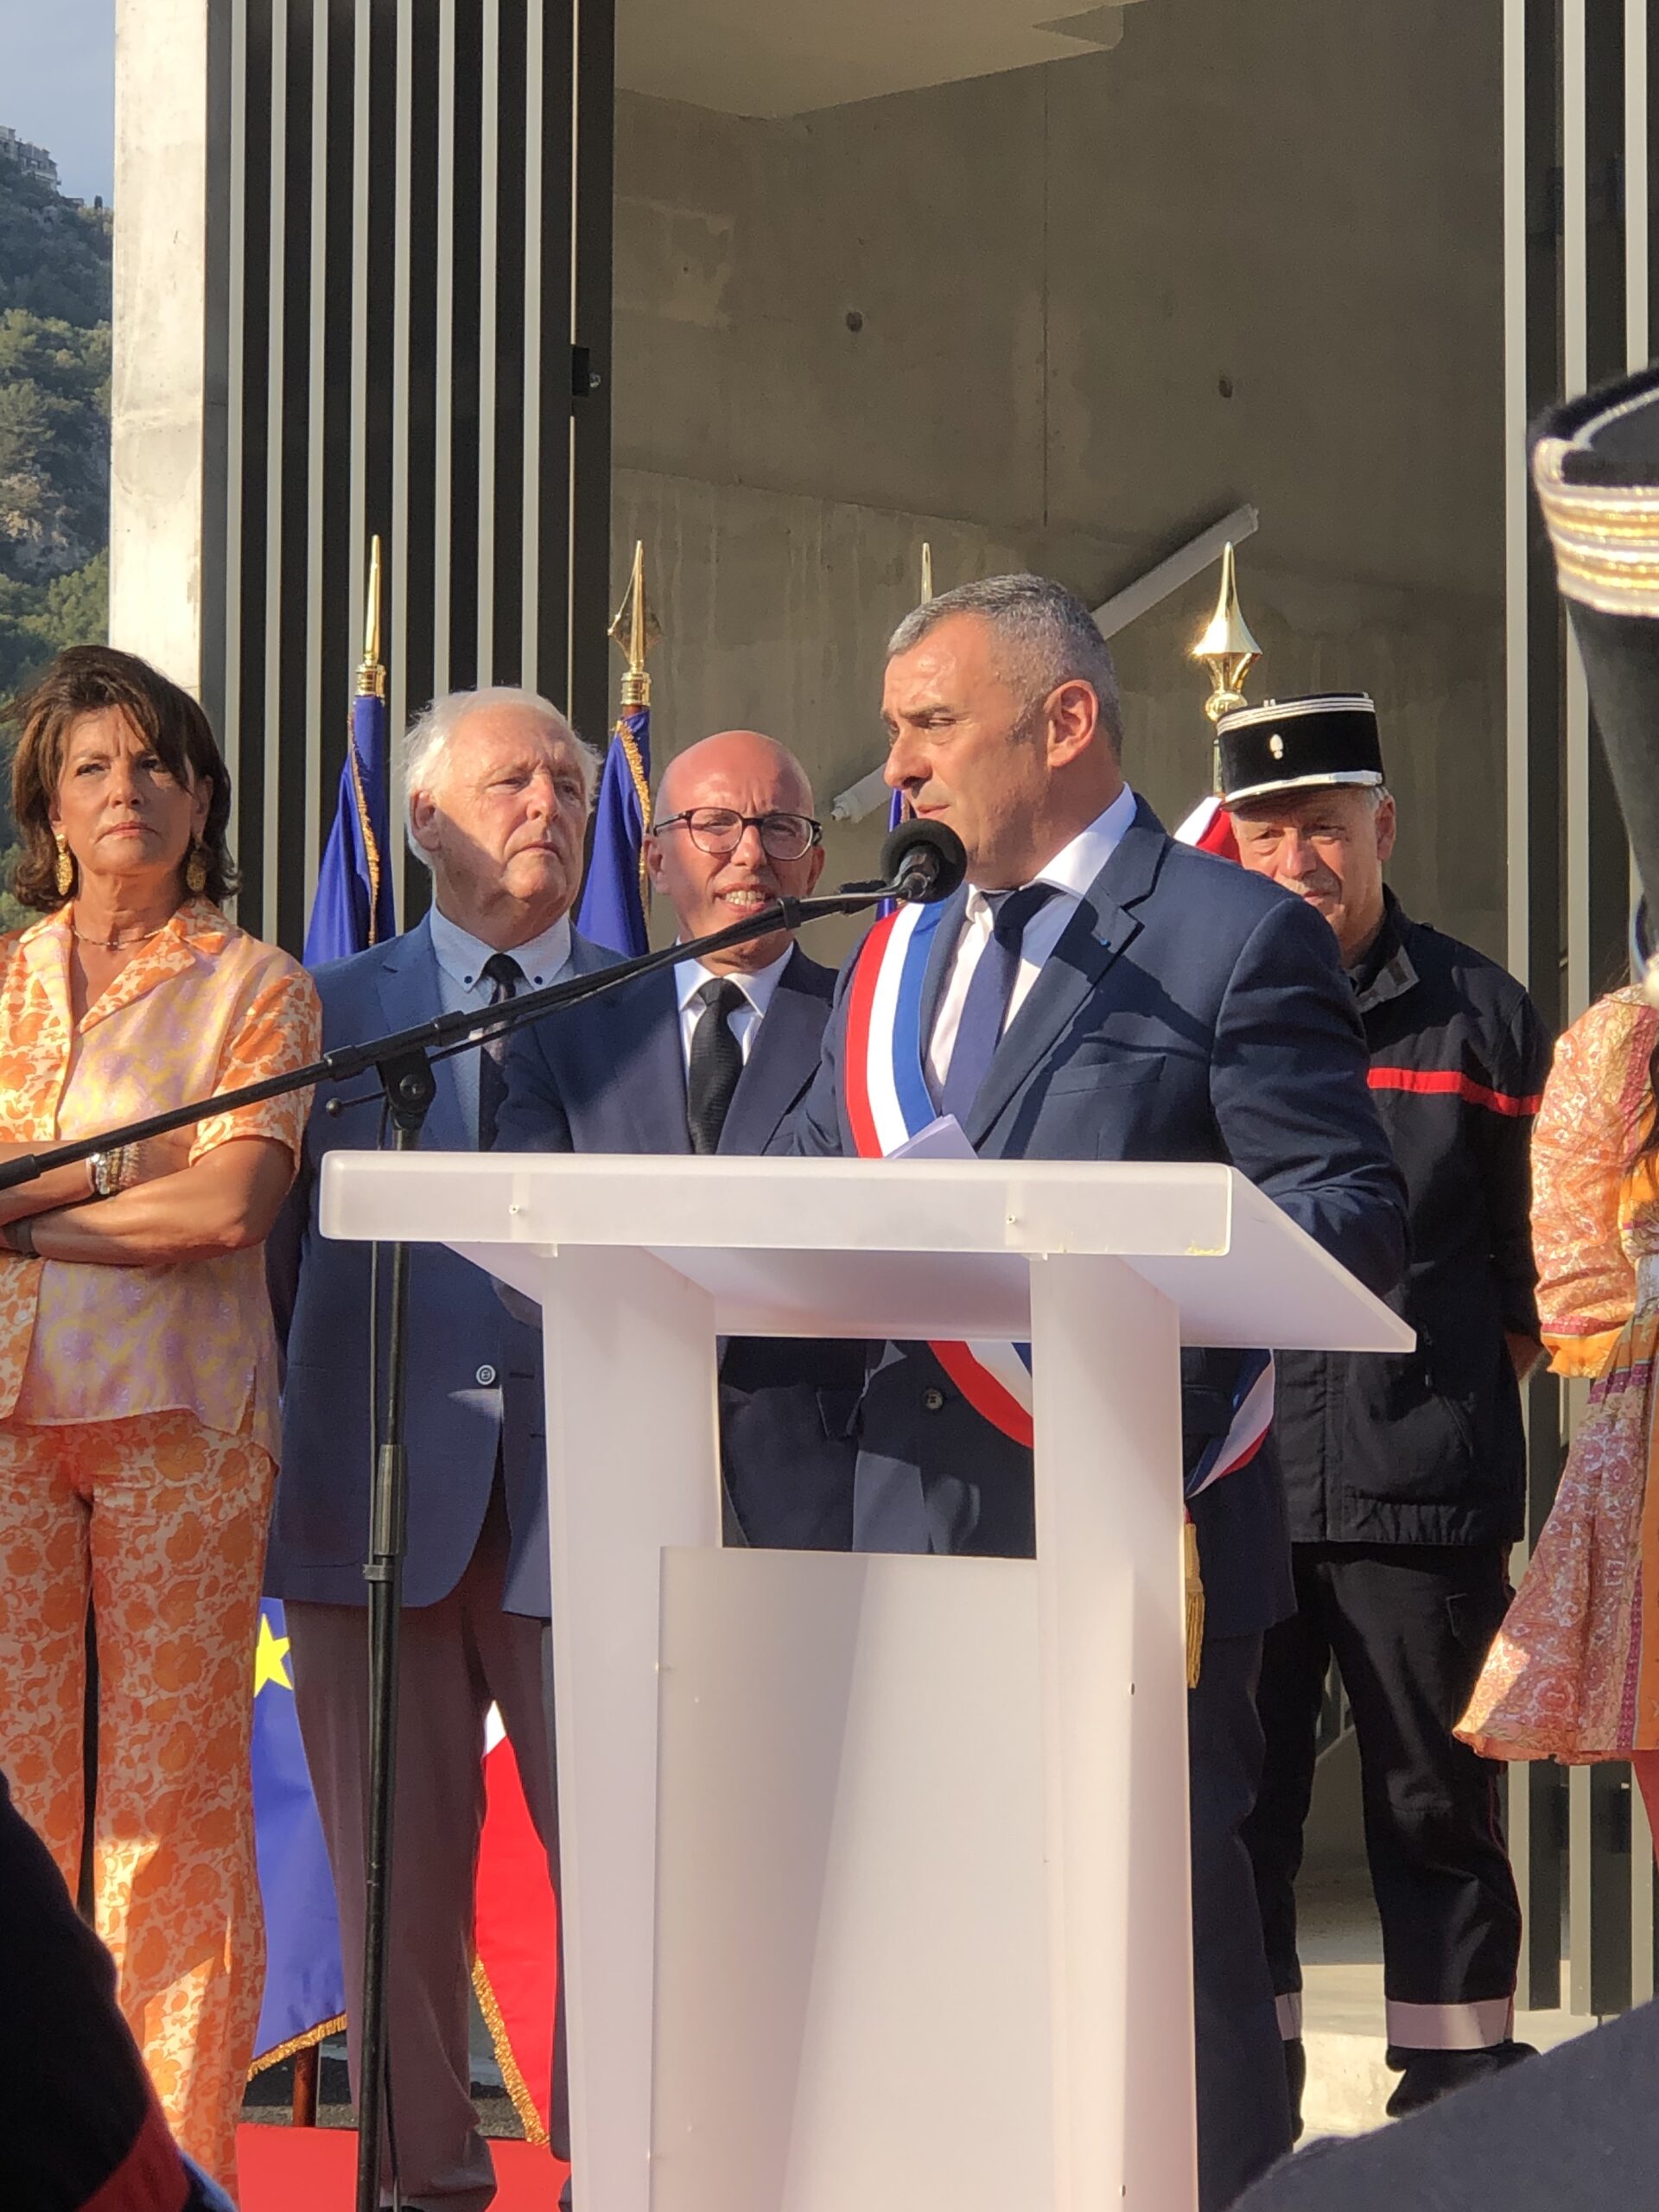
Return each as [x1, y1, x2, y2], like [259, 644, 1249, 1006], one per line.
[251, 667, 394, 2065]
[575, 705, 652, 957]
[250, 1606, 346, 2059]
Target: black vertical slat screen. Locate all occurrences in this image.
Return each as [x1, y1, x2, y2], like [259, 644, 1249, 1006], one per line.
[569, 0, 615, 751]
[232, 0, 276, 935]
[207, 0, 606, 954]
[492, 0, 530, 685]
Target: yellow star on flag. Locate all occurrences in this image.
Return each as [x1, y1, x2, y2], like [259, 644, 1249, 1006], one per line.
[254, 1611, 293, 1694]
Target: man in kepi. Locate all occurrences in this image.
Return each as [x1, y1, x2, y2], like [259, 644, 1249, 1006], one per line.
[265, 689, 615, 2212]
[496, 728, 860, 1549]
[789, 575, 1408, 2210]
[1223, 694, 1548, 2128]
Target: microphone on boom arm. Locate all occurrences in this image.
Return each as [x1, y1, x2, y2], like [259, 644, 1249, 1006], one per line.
[880, 817, 968, 906]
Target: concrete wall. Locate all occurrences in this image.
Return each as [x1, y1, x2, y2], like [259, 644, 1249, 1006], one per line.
[609, 0, 1505, 963]
[109, 0, 224, 702]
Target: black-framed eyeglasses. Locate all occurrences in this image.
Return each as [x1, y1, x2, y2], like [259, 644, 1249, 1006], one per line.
[652, 808, 823, 861]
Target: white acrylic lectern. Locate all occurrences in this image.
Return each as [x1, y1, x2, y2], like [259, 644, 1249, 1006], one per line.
[321, 1154, 1412, 2212]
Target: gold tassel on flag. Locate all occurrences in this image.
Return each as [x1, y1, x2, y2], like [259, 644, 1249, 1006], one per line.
[1184, 1517, 1205, 1689]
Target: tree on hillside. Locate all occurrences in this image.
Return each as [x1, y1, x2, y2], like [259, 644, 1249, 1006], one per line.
[0, 144, 114, 906]
[0, 158, 111, 327]
[0, 549, 108, 701]
[0, 313, 111, 582]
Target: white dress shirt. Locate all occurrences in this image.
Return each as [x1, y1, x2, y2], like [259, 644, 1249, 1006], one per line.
[673, 946, 792, 1074]
[925, 782, 1140, 1096]
[427, 902, 575, 1135]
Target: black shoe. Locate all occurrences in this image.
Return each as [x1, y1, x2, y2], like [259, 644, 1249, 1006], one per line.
[1384, 2039, 1538, 2118]
[1282, 2035, 1306, 2145]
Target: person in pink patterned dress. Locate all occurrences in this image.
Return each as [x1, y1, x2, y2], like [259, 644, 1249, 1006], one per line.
[1459, 983, 1659, 1852]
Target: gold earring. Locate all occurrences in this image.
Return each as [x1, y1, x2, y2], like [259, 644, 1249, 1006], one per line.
[54, 833, 73, 899]
[185, 840, 208, 897]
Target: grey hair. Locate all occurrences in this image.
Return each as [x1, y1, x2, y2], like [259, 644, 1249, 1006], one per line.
[887, 573, 1124, 750]
[400, 686, 602, 866]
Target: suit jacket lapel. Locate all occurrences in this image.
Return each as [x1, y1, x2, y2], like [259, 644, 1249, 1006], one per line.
[594, 969, 691, 1154]
[720, 948, 828, 1154]
[965, 800, 1166, 1146]
[372, 916, 471, 1152]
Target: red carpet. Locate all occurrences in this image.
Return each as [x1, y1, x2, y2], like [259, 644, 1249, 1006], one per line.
[238, 2123, 569, 2209]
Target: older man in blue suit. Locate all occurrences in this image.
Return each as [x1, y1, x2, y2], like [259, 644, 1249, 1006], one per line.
[495, 728, 860, 1548]
[265, 688, 616, 2212]
[788, 576, 1408, 2212]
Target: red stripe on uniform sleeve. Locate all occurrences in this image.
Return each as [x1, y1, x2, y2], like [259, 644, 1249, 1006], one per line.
[1367, 1066, 1541, 1116]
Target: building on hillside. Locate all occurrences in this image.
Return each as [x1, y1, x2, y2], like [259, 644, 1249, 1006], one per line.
[0, 124, 59, 190]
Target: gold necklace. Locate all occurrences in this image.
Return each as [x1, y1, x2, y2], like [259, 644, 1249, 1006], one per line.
[70, 918, 168, 951]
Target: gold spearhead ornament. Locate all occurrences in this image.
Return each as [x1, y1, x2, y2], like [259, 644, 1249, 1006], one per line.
[356, 535, 386, 700]
[920, 541, 934, 604]
[1190, 540, 1262, 728]
[607, 540, 661, 711]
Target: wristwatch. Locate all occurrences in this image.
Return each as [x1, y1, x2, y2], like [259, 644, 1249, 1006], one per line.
[88, 1144, 137, 1199]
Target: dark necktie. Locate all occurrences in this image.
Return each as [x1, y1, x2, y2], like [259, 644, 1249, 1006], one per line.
[476, 950, 524, 1150]
[938, 884, 1055, 1125]
[687, 976, 747, 1154]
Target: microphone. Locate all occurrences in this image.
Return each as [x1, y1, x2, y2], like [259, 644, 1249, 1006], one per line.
[880, 817, 968, 905]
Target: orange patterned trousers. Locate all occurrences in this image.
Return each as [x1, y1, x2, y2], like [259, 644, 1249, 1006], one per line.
[0, 1409, 274, 2193]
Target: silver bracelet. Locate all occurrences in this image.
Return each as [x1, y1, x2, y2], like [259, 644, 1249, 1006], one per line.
[88, 1144, 137, 1200]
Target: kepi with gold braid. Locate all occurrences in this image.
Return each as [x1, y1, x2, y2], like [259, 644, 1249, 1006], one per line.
[1532, 365, 1659, 997]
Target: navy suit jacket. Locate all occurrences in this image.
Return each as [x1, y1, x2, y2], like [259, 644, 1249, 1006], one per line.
[494, 944, 861, 1548]
[788, 798, 1408, 1636]
[264, 912, 621, 1618]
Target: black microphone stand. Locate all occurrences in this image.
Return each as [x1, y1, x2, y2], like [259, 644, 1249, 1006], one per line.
[0, 865, 926, 2212]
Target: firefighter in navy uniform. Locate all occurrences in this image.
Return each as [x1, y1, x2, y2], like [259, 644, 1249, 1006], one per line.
[1220, 694, 1549, 2129]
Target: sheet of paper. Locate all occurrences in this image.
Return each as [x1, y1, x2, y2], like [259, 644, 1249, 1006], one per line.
[889, 1115, 977, 1161]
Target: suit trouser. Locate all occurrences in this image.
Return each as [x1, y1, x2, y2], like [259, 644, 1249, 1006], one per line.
[0, 1411, 274, 2196]
[1243, 1541, 1521, 2054]
[288, 1482, 564, 2212]
[1192, 1630, 1296, 2211]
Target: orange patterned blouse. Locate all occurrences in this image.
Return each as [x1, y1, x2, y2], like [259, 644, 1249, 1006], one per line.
[0, 898, 321, 1459]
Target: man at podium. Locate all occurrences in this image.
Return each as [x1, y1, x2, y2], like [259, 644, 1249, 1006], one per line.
[788, 573, 1408, 2211]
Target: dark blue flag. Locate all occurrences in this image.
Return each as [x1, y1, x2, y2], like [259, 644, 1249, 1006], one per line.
[576, 705, 652, 957]
[304, 690, 397, 965]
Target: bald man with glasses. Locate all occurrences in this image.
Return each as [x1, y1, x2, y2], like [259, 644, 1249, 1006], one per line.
[495, 728, 861, 1548]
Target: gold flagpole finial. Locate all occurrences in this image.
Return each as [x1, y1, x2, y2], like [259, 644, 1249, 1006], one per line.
[607, 540, 658, 712]
[1189, 540, 1261, 728]
[920, 542, 934, 603]
[356, 535, 386, 700]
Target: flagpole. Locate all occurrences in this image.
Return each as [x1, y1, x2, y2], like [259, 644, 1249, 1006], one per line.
[359, 533, 385, 695]
[607, 539, 655, 914]
[1188, 539, 1262, 785]
[578, 543, 659, 956]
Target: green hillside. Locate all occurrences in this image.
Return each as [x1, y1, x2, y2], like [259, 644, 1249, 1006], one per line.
[0, 147, 112, 703]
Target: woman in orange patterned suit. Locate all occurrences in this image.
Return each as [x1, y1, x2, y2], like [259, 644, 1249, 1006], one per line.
[0, 647, 321, 2190]
[1459, 983, 1659, 1853]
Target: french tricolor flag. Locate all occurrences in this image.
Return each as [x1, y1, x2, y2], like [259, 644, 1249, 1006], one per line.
[1173, 793, 1240, 862]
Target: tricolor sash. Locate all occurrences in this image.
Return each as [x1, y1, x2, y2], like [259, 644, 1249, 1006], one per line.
[842, 899, 1274, 1495]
